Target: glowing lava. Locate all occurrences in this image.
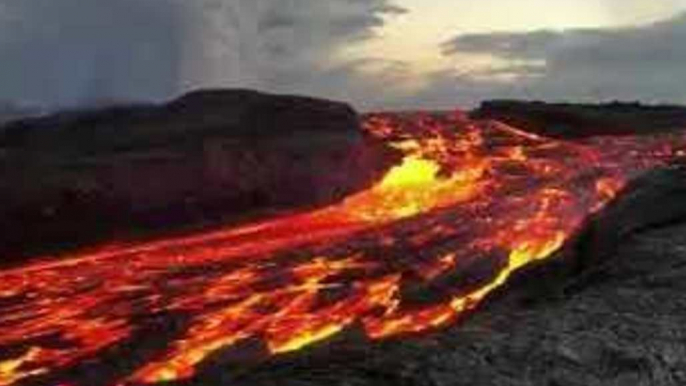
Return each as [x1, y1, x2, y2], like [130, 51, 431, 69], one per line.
[0, 111, 684, 386]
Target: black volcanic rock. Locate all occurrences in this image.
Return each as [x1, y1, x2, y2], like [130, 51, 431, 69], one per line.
[473, 100, 686, 138]
[0, 89, 367, 152]
[0, 89, 398, 261]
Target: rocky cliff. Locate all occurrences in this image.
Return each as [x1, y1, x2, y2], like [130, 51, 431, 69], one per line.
[0, 89, 398, 261]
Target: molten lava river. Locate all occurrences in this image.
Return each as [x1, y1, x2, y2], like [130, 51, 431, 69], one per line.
[1, 112, 685, 385]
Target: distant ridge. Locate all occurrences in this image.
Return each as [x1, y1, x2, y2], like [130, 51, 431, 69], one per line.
[472, 100, 686, 137]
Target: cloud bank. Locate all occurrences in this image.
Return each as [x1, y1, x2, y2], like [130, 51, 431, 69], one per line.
[0, 0, 401, 107]
[431, 11, 686, 105]
[0, 1, 684, 110]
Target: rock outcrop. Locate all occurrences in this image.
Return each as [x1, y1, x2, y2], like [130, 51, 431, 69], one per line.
[0, 89, 398, 261]
[473, 100, 686, 138]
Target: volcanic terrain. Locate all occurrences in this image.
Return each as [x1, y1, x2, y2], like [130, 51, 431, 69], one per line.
[1, 91, 685, 386]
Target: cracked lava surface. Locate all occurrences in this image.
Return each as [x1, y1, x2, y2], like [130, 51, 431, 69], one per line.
[1, 111, 685, 385]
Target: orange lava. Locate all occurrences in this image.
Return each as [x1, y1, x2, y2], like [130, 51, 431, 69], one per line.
[0, 111, 684, 386]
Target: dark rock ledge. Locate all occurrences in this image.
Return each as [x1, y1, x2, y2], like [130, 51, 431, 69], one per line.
[0, 89, 398, 262]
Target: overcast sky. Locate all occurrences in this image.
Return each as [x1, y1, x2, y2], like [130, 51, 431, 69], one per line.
[1, 0, 685, 110]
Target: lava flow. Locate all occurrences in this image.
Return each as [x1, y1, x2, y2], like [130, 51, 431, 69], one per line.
[0, 112, 685, 386]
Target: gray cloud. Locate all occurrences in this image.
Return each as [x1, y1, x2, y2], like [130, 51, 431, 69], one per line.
[1, 1, 683, 111]
[444, 30, 565, 60]
[0, 0, 402, 108]
[436, 12, 686, 104]
[254, 1, 405, 86]
[0, 0, 187, 106]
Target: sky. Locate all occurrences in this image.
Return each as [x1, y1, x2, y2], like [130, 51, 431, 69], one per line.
[1, 0, 686, 110]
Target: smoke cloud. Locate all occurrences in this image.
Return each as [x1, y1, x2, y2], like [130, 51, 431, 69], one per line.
[0, 0, 400, 108]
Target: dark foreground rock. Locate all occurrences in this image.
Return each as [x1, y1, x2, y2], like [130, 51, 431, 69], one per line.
[187, 166, 686, 386]
[0, 89, 397, 261]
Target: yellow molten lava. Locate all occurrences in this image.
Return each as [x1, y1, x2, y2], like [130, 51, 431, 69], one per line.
[380, 155, 441, 188]
[341, 154, 485, 222]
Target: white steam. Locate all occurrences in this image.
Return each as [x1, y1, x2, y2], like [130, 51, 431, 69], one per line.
[0, 0, 400, 108]
[0, 0, 263, 107]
